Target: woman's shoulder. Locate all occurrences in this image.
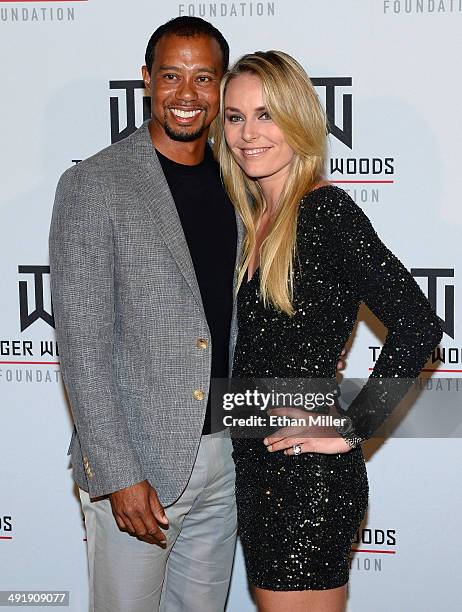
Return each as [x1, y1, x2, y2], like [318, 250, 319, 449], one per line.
[300, 183, 353, 212]
[298, 183, 370, 228]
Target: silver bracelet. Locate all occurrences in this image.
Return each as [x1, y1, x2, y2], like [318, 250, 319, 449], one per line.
[334, 415, 363, 449]
[339, 431, 363, 449]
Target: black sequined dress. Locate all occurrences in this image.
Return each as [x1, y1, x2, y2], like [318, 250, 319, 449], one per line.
[231, 185, 442, 590]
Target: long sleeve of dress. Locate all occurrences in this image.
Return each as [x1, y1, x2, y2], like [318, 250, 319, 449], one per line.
[329, 189, 443, 440]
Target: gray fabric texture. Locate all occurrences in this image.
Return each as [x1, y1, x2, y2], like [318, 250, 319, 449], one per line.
[78, 432, 237, 612]
[49, 121, 243, 504]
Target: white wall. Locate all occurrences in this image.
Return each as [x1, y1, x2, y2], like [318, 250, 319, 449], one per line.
[0, 1, 461, 610]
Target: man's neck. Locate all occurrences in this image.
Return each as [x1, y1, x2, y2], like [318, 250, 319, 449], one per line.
[148, 119, 208, 166]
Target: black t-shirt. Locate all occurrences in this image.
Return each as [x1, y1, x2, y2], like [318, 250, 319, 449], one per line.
[156, 146, 237, 435]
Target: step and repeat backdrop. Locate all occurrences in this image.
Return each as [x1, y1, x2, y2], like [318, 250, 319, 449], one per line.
[1, 1, 461, 610]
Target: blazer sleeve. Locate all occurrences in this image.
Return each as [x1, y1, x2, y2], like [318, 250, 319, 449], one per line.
[330, 189, 443, 441]
[49, 166, 144, 496]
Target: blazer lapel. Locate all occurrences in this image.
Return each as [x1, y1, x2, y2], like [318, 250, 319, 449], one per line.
[131, 122, 205, 314]
[233, 212, 245, 293]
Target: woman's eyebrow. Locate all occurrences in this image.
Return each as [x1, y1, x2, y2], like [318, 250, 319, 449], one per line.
[224, 106, 267, 112]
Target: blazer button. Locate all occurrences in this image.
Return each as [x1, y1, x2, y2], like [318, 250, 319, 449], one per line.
[197, 338, 208, 349]
[193, 389, 205, 401]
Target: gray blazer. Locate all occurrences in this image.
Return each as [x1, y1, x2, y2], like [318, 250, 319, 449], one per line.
[49, 121, 243, 505]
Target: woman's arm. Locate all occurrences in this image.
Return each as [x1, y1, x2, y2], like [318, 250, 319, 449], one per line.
[329, 188, 443, 443]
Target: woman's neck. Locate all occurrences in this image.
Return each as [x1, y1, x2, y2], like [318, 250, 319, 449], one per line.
[257, 166, 291, 216]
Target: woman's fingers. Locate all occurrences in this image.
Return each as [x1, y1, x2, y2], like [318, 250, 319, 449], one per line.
[266, 436, 306, 453]
[269, 437, 351, 455]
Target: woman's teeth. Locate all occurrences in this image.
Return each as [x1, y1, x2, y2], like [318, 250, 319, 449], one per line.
[242, 148, 270, 157]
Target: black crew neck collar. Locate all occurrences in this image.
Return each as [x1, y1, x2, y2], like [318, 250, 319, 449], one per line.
[155, 144, 213, 173]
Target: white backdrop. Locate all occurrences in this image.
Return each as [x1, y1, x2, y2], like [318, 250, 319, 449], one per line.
[1, 1, 461, 610]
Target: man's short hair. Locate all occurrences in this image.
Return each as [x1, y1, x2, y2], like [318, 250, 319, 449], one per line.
[145, 16, 230, 74]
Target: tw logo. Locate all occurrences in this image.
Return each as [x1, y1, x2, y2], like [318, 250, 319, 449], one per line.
[18, 266, 54, 332]
[411, 268, 455, 339]
[110, 80, 150, 144]
[109, 78, 354, 148]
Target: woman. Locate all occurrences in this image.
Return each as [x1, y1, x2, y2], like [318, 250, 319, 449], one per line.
[213, 51, 442, 612]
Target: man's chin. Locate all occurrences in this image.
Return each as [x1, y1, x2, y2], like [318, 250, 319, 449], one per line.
[164, 122, 206, 143]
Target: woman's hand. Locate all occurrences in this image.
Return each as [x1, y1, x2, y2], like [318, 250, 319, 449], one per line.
[263, 407, 351, 455]
[337, 347, 347, 371]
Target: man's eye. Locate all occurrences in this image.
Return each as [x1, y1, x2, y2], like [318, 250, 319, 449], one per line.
[163, 74, 178, 80]
[197, 76, 211, 83]
[226, 115, 243, 123]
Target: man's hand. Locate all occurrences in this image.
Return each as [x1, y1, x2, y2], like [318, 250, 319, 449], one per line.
[109, 480, 169, 546]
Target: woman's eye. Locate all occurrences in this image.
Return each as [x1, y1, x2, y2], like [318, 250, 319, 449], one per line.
[226, 115, 243, 123]
[259, 111, 271, 120]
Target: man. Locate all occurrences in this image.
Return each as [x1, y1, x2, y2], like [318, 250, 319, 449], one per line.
[49, 17, 240, 612]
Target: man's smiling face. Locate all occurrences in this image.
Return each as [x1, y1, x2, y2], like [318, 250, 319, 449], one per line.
[143, 34, 224, 143]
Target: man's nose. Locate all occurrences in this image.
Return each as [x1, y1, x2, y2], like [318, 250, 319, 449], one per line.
[175, 77, 198, 102]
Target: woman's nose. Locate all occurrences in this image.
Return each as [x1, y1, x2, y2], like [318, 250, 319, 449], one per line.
[241, 119, 258, 142]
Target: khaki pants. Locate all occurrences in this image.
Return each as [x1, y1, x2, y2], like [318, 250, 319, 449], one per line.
[79, 432, 237, 612]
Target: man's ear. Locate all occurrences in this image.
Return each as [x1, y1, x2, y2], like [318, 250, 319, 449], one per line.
[141, 65, 151, 91]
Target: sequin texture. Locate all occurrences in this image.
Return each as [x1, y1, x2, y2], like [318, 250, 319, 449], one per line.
[231, 185, 442, 590]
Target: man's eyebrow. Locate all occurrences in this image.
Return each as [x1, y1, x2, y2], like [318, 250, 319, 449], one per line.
[197, 66, 218, 74]
[158, 65, 217, 74]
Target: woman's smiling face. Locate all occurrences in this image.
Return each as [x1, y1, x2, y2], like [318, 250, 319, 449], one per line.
[223, 72, 295, 182]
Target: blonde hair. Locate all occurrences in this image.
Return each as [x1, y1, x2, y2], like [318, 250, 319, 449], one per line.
[213, 50, 327, 315]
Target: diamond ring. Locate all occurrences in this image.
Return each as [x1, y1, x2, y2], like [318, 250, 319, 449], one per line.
[292, 444, 302, 455]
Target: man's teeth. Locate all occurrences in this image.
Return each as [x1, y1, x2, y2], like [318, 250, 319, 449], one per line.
[171, 108, 202, 118]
